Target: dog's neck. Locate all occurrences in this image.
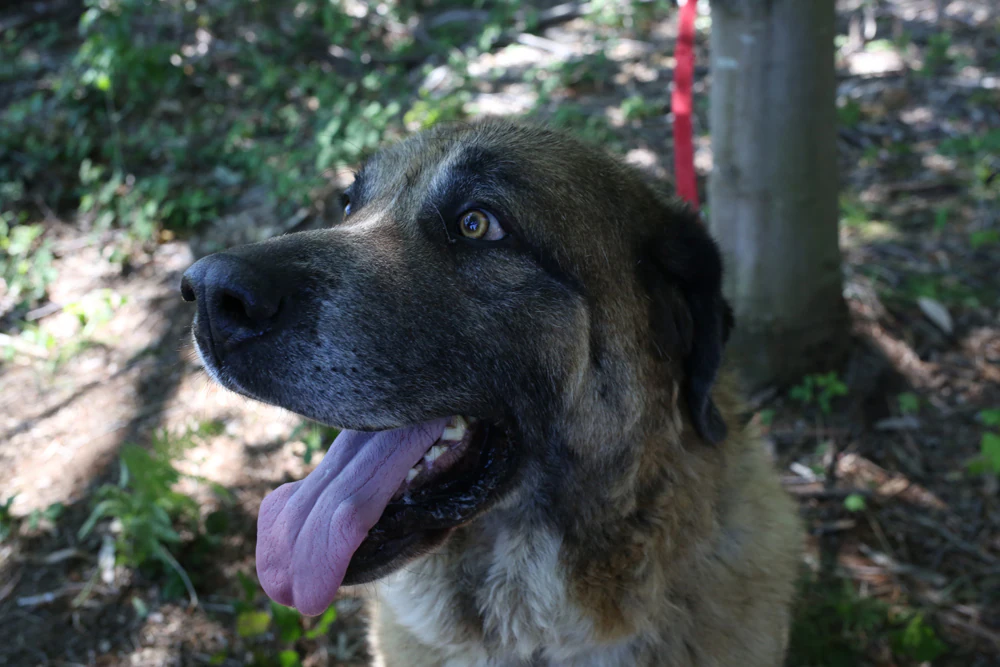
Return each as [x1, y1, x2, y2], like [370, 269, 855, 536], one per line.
[375, 374, 734, 663]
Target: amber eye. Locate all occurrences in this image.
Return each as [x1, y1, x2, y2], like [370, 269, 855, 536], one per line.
[457, 208, 505, 241]
[459, 210, 489, 238]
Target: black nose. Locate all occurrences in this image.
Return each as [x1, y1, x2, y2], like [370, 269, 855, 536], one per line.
[181, 253, 283, 351]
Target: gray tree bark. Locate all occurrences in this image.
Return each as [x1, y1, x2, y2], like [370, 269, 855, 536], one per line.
[708, 0, 849, 390]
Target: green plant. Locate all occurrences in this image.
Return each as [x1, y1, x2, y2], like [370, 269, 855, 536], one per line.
[839, 195, 878, 229]
[897, 392, 920, 416]
[938, 128, 1000, 158]
[543, 104, 619, 148]
[231, 571, 338, 667]
[843, 493, 867, 513]
[892, 614, 948, 662]
[0, 0, 414, 249]
[970, 229, 1000, 249]
[586, 0, 673, 33]
[65, 288, 126, 337]
[290, 422, 341, 465]
[790, 372, 849, 416]
[968, 409, 1000, 476]
[0, 495, 16, 542]
[620, 95, 661, 122]
[27, 502, 65, 532]
[404, 93, 469, 130]
[789, 574, 948, 665]
[79, 424, 230, 603]
[922, 32, 954, 74]
[933, 206, 949, 232]
[0, 216, 57, 312]
[837, 98, 863, 129]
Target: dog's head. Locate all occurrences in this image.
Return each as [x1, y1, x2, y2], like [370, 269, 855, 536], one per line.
[181, 119, 732, 615]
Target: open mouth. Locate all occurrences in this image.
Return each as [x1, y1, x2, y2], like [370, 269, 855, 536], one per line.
[256, 415, 515, 616]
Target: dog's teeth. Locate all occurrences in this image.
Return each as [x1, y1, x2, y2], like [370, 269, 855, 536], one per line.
[406, 468, 420, 483]
[441, 416, 469, 441]
[425, 445, 448, 463]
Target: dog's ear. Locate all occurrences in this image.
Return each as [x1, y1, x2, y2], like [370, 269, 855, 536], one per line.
[640, 209, 734, 444]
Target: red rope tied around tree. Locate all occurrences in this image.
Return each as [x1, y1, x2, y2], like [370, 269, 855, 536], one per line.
[672, 0, 699, 210]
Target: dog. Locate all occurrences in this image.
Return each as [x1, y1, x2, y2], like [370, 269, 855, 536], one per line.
[181, 118, 803, 666]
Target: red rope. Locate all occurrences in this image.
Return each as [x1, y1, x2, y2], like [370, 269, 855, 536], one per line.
[672, 0, 699, 210]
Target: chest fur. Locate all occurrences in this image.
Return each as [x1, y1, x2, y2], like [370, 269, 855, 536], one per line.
[376, 526, 603, 664]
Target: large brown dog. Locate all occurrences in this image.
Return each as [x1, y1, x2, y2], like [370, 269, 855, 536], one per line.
[181, 119, 803, 666]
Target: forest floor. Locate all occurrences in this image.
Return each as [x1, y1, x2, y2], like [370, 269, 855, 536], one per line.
[1, 1, 999, 666]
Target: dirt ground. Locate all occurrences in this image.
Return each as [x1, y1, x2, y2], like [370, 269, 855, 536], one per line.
[2, 1, 999, 666]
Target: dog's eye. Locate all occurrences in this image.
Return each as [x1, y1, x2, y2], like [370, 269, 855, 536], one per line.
[457, 209, 505, 242]
[341, 193, 352, 217]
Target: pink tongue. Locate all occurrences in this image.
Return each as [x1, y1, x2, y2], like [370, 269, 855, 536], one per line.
[256, 418, 448, 616]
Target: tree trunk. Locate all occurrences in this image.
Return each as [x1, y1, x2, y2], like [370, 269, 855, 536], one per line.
[708, 0, 848, 390]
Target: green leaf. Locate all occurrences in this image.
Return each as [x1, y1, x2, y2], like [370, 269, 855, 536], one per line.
[979, 409, 1000, 428]
[981, 432, 1000, 474]
[892, 614, 947, 661]
[43, 502, 64, 521]
[305, 604, 337, 639]
[278, 650, 302, 667]
[843, 494, 867, 513]
[789, 384, 813, 405]
[933, 207, 949, 231]
[897, 392, 920, 415]
[967, 457, 988, 475]
[270, 601, 303, 643]
[237, 571, 259, 603]
[970, 230, 1000, 249]
[236, 610, 271, 638]
[79, 498, 118, 539]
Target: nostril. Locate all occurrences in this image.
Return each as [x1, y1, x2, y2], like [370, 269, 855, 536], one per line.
[219, 288, 281, 324]
[183, 253, 284, 350]
[218, 290, 256, 331]
[180, 277, 196, 302]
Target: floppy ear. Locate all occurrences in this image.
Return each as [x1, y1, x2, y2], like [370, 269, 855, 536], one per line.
[641, 210, 734, 444]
